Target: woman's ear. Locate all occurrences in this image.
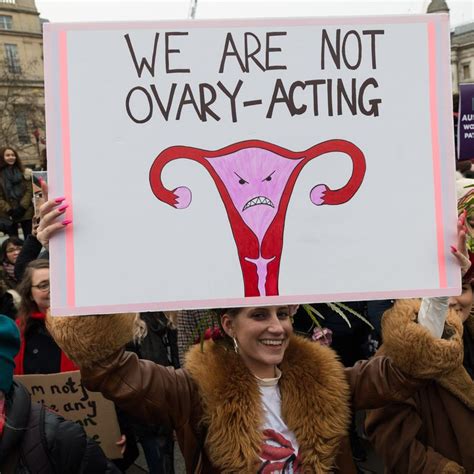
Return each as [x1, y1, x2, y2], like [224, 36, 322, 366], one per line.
[220, 314, 234, 338]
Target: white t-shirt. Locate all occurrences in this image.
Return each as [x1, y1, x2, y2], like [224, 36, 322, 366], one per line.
[257, 370, 301, 473]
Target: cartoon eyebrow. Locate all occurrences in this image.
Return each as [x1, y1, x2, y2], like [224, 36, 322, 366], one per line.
[234, 171, 248, 184]
[262, 170, 276, 182]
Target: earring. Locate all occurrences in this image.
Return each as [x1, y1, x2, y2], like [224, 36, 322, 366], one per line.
[232, 336, 239, 354]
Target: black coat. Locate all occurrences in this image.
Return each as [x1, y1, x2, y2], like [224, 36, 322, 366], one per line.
[0, 381, 119, 473]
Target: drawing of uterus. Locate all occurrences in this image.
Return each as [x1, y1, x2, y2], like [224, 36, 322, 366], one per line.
[149, 140, 366, 297]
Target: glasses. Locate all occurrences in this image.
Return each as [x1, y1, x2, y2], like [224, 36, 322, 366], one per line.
[6, 246, 21, 254]
[31, 281, 50, 292]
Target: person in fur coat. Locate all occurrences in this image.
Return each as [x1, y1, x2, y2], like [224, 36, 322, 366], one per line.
[365, 286, 474, 473]
[47, 305, 429, 474]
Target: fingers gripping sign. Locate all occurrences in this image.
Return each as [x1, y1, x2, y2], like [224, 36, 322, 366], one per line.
[36, 181, 72, 250]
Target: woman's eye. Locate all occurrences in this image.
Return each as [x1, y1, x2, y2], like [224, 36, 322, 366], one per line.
[278, 312, 289, 319]
[252, 313, 266, 319]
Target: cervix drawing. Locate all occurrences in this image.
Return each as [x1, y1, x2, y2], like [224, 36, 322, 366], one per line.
[149, 139, 366, 297]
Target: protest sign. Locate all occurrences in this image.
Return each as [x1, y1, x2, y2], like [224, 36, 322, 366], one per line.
[458, 83, 474, 161]
[15, 371, 122, 459]
[44, 14, 458, 316]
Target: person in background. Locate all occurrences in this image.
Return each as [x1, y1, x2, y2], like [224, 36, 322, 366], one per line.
[13, 259, 76, 375]
[0, 237, 23, 289]
[13, 179, 65, 283]
[0, 315, 120, 473]
[177, 309, 215, 366]
[13, 259, 134, 471]
[0, 147, 34, 238]
[0, 280, 17, 320]
[0, 237, 23, 319]
[128, 312, 179, 473]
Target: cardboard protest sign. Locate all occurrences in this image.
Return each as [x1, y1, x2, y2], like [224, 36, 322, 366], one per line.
[15, 371, 122, 459]
[44, 14, 458, 316]
[458, 83, 474, 161]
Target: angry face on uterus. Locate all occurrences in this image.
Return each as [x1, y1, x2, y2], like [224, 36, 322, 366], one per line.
[149, 139, 366, 297]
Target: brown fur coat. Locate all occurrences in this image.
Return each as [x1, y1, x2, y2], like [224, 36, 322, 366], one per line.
[186, 336, 351, 472]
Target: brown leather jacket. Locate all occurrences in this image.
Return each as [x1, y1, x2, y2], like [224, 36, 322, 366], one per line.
[81, 334, 420, 473]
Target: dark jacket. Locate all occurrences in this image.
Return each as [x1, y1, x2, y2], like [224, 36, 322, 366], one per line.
[14, 316, 77, 375]
[14, 235, 49, 282]
[129, 312, 179, 368]
[0, 169, 34, 223]
[0, 381, 118, 473]
[82, 334, 421, 473]
[127, 312, 179, 439]
[365, 300, 474, 473]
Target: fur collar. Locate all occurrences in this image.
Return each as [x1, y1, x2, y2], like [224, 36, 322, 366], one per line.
[185, 335, 350, 472]
[381, 299, 474, 409]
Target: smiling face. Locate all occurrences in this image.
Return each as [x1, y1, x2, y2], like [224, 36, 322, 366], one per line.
[206, 148, 302, 242]
[221, 305, 293, 378]
[3, 149, 16, 166]
[448, 282, 473, 323]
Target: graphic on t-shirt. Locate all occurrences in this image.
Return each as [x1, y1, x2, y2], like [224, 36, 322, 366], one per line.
[149, 139, 366, 297]
[259, 428, 301, 473]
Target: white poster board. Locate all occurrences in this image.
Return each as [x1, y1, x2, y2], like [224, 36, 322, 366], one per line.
[44, 14, 458, 316]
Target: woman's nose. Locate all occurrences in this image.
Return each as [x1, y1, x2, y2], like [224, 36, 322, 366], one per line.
[267, 314, 285, 332]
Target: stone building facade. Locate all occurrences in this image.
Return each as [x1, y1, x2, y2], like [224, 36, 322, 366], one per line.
[0, 0, 44, 167]
[452, 22, 474, 95]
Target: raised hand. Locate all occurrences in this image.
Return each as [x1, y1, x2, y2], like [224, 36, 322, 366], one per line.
[36, 181, 71, 249]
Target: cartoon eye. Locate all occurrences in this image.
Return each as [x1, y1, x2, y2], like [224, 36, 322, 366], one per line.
[262, 171, 276, 182]
[234, 172, 248, 185]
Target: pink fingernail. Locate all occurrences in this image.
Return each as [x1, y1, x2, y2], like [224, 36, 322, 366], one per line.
[55, 196, 66, 203]
[451, 245, 457, 253]
[38, 177, 44, 185]
[57, 204, 69, 212]
[62, 219, 72, 226]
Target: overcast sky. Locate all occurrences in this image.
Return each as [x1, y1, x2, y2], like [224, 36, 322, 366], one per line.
[35, 0, 473, 27]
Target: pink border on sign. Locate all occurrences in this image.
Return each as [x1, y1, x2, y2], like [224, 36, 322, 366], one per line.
[50, 286, 460, 316]
[59, 30, 76, 307]
[43, 13, 444, 32]
[428, 21, 446, 288]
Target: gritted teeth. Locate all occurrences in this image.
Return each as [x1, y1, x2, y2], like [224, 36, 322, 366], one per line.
[242, 195, 275, 212]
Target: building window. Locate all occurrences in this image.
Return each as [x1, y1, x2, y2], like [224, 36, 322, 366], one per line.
[4, 44, 21, 73]
[0, 16, 12, 30]
[15, 107, 30, 144]
[463, 64, 471, 80]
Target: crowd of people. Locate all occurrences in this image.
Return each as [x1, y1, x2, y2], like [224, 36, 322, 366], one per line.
[0, 161, 472, 473]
